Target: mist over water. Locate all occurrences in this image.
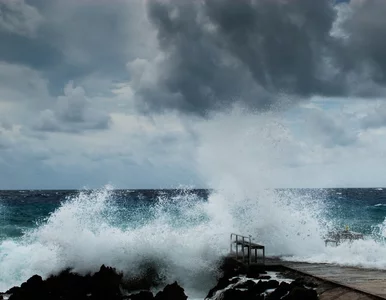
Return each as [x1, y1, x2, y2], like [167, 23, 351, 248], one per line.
[194, 110, 386, 270]
[1, 111, 386, 298]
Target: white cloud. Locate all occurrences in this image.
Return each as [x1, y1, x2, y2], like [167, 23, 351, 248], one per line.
[304, 108, 358, 147]
[34, 81, 111, 133]
[361, 101, 386, 129]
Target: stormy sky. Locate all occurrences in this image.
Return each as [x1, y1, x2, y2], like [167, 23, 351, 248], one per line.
[1, 0, 386, 189]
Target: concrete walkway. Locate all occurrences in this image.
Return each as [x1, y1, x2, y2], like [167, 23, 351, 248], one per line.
[283, 262, 386, 299]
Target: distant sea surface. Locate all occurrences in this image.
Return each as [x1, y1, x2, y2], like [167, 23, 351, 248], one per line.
[1, 187, 386, 295]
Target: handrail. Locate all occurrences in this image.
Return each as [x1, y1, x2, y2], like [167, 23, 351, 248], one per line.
[230, 233, 265, 265]
[230, 233, 252, 265]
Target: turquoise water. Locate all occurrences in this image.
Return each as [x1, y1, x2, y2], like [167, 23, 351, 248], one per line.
[2, 188, 385, 241]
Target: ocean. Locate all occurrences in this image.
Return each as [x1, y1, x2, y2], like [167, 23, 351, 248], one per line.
[1, 187, 386, 297]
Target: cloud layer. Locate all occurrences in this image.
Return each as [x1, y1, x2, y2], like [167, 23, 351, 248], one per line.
[137, 0, 386, 114]
[1, 0, 386, 188]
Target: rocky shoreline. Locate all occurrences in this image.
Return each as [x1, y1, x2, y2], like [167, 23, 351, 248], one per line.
[205, 257, 318, 300]
[0, 257, 319, 300]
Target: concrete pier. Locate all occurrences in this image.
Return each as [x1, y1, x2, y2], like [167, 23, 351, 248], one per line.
[229, 233, 386, 299]
[282, 262, 386, 299]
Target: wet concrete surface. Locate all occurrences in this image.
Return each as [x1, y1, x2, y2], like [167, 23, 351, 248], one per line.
[281, 261, 386, 299]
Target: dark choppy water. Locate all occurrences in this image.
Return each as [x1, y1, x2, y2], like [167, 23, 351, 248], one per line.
[2, 188, 385, 241]
[0, 189, 210, 241]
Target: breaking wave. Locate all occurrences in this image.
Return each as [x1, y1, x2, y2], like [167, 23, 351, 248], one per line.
[0, 186, 328, 296]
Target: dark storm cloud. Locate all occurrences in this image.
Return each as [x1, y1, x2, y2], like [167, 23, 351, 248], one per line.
[340, 0, 386, 86]
[2, 0, 386, 117]
[141, 0, 386, 114]
[204, 0, 340, 95]
[0, 0, 152, 94]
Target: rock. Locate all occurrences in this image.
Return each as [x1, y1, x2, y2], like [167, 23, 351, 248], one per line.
[8, 289, 26, 300]
[121, 261, 164, 292]
[44, 269, 92, 300]
[155, 281, 187, 300]
[283, 286, 318, 300]
[221, 288, 264, 300]
[265, 280, 280, 290]
[246, 265, 267, 279]
[205, 276, 234, 299]
[258, 275, 271, 280]
[290, 277, 318, 288]
[9, 275, 45, 300]
[229, 277, 241, 285]
[7, 265, 126, 300]
[219, 257, 247, 279]
[25, 274, 43, 286]
[221, 289, 247, 300]
[22, 275, 44, 293]
[266, 282, 291, 300]
[250, 280, 280, 295]
[5, 287, 20, 295]
[128, 291, 154, 300]
[234, 280, 256, 290]
[90, 265, 123, 300]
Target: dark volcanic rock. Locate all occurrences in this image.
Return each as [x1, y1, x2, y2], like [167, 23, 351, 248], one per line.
[128, 291, 154, 300]
[266, 282, 291, 300]
[205, 276, 234, 299]
[264, 280, 280, 290]
[283, 286, 318, 300]
[290, 277, 318, 288]
[221, 288, 264, 300]
[246, 265, 267, 279]
[229, 277, 240, 285]
[23, 274, 44, 291]
[234, 280, 256, 290]
[122, 261, 164, 292]
[7, 265, 125, 300]
[155, 281, 187, 300]
[206, 257, 270, 299]
[205, 257, 320, 300]
[250, 280, 280, 295]
[91, 265, 122, 299]
[44, 269, 92, 300]
[220, 257, 247, 279]
[5, 287, 20, 294]
[9, 275, 46, 300]
[3, 265, 192, 300]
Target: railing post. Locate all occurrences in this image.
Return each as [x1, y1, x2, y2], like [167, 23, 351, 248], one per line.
[242, 236, 245, 262]
[248, 235, 252, 265]
[230, 234, 232, 254]
[263, 247, 265, 265]
[236, 235, 238, 259]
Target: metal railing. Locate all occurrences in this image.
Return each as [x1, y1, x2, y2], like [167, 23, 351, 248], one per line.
[230, 233, 252, 265]
[230, 233, 265, 265]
